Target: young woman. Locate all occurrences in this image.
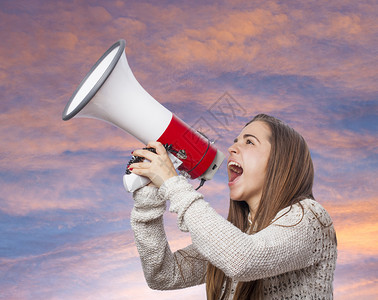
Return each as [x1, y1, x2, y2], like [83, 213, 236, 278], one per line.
[129, 114, 337, 299]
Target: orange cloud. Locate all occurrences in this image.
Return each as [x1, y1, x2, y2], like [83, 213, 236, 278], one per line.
[317, 195, 378, 295]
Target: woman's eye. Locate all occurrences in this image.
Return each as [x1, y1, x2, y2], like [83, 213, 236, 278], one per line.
[246, 139, 254, 145]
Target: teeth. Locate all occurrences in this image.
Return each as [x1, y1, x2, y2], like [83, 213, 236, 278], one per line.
[228, 161, 241, 168]
[228, 161, 243, 174]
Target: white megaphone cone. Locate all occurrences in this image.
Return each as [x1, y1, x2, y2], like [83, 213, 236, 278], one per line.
[62, 40, 225, 192]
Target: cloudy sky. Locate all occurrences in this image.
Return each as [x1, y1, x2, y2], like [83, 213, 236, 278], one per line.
[0, 0, 377, 299]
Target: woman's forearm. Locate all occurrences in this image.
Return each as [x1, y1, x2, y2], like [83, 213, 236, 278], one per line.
[131, 185, 206, 290]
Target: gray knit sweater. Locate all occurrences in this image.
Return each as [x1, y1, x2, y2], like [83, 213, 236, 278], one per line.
[131, 176, 337, 299]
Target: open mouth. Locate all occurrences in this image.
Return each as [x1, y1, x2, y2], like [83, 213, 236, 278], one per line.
[228, 161, 243, 182]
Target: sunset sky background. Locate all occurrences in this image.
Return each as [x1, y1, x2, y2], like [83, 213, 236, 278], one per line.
[0, 0, 377, 299]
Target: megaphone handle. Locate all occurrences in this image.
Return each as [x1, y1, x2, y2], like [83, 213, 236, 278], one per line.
[123, 152, 182, 193]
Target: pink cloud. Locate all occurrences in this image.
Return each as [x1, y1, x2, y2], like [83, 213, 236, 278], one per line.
[139, 4, 377, 93]
[335, 279, 378, 300]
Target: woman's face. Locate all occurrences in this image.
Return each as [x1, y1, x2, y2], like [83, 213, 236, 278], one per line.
[227, 120, 272, 211]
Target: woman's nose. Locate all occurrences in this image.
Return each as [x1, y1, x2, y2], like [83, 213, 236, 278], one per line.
[228, 143, 238, 154]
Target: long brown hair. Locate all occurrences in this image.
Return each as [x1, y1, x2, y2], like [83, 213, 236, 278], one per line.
[206, 114, 315, 300]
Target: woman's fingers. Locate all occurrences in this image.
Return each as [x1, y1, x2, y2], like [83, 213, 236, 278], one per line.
[129, 142, 177, 187]
[147, 141, 168, 156]
[132, 148, 157, 161]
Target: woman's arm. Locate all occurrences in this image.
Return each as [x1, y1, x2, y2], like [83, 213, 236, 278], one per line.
[130, 185, 207, 290]
[159, 176, 337, 282]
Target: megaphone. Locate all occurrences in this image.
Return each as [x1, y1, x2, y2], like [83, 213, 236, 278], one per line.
[62, 39, 225, 192]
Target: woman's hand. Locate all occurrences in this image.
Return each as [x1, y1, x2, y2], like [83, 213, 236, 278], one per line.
[129, 141, 177, 188]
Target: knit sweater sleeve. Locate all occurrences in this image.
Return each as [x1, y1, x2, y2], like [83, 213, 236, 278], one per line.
[159, 176, 336, 282]
[130, 185, 207, 290]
